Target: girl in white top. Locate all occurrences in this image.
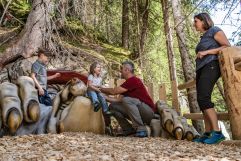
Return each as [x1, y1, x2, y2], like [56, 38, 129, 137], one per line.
[87, 62, 111, 115]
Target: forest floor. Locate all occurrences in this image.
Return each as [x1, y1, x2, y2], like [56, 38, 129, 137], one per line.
[0, 132, 240, 161]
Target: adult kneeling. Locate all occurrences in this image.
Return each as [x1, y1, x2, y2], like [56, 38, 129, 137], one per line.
[100, 61, 157, 137]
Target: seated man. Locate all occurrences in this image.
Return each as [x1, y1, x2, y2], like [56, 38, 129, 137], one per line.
[100, 61, 157, 137]
[31, 48, 60, 106]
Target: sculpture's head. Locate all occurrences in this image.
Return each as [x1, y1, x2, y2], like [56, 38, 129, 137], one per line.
[69, 78, 87, 97]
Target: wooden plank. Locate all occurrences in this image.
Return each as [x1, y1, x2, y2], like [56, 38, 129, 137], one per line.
[220, 140, 241, 147]
[234, 61, 241, 71]
[159, 83, 167, 102]
[183, 112, 229, 120]
[171, 80, 180, 113]
[116, 79, 125, 86]
[178, 79, 196, 90]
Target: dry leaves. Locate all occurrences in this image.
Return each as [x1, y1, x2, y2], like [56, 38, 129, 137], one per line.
[0, 132, 240, 161]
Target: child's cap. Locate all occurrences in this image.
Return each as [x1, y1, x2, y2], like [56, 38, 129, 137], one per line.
[37, 48, 52, 57]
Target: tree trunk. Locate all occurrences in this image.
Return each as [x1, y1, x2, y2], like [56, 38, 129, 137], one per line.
[0, 0, 53, 69]
[56, 0, 68, 27]
[94, 0, 97, 27]
[132, 0, 141, 62]
[171, 0, 203, 133]
[139, 0, 149, 55]
[160, 0, 179, 112]
[122, 0, 129, 49]
[105, 13, 110, 42]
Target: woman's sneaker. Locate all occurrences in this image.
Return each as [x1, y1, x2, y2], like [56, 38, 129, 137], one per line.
[193, 132, 211, 143]
[203, 131, 225, 144]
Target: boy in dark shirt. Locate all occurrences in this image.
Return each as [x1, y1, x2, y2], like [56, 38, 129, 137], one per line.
[31, 48, 60, 106]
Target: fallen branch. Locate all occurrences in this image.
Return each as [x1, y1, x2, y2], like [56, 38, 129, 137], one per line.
[0, 0, 13, 26]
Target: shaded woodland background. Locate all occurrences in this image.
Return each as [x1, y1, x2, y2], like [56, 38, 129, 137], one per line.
[0, 0, 240, 132]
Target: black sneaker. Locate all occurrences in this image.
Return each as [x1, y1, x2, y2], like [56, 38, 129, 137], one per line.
[105, 125, 114, 136]
[93, 102, 101, 112]
[104, 110, 113, 116]
[116, 129, 136, 137]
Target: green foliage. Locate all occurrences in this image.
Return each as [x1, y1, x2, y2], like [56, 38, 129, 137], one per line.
[62, 34, 130, 65]
[9, 0, 31, 18]
[0, 0, 30, 26]
[0, 43, 8, 53]
[212, 84, 227, 112]
[65, 17, 109, 43]
[65, 17, 85, 34]
[101, 43, 131, 56]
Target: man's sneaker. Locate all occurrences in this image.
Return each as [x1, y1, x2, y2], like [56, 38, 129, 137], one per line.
[104, 110, 113, 116]
[116, 129, 136, 137]
[193, 132, 211, 143]
[203, 131, 225, 144]
[135, 130, 148, 138]
[105, 125, 114, 136]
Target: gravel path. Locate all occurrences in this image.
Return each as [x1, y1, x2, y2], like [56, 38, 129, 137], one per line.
[0, 132, 240, 161]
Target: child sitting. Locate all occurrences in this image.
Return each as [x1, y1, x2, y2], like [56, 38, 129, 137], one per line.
[87, 62, 112, 115]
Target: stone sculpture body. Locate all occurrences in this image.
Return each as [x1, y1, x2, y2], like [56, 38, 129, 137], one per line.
[0, 76, 198, 141]
[0, 76, 105, 136]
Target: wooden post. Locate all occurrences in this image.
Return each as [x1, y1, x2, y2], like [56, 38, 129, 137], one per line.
[159, 83, 167, 102]
[171, 80, 180, 113]
[108, 79, 115, 88]
[219, 47, 241, 140]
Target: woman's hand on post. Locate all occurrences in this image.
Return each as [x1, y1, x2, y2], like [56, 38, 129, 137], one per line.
[197, 51, 208, 59]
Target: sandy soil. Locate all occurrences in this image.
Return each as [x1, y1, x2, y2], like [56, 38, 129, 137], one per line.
[0, 132, 240, 161]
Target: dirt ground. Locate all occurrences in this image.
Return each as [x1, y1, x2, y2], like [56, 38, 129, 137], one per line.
[0, 132, 240, 161]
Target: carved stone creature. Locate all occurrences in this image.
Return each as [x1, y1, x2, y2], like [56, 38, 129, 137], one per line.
[0, 76, 40, 134]
[151, 100, 200, 140]
[48, 78, 105, 134]
[0, 76, 197, 140]
[0, 77, 105, 136]
[16, 76, 40, 123]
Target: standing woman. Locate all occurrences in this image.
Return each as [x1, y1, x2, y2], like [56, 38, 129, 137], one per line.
[193, 13, 231, 144]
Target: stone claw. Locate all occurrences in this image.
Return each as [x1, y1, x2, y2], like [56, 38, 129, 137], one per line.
[7, 109, 22, 134]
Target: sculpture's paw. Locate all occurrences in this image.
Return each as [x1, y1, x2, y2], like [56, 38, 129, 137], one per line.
[0, 82, 23, 134]
[47, 117, 58, 134]
[17, 76, 40, 123]
[155, 100, 200, 141]
[7, 109, 22, 134]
